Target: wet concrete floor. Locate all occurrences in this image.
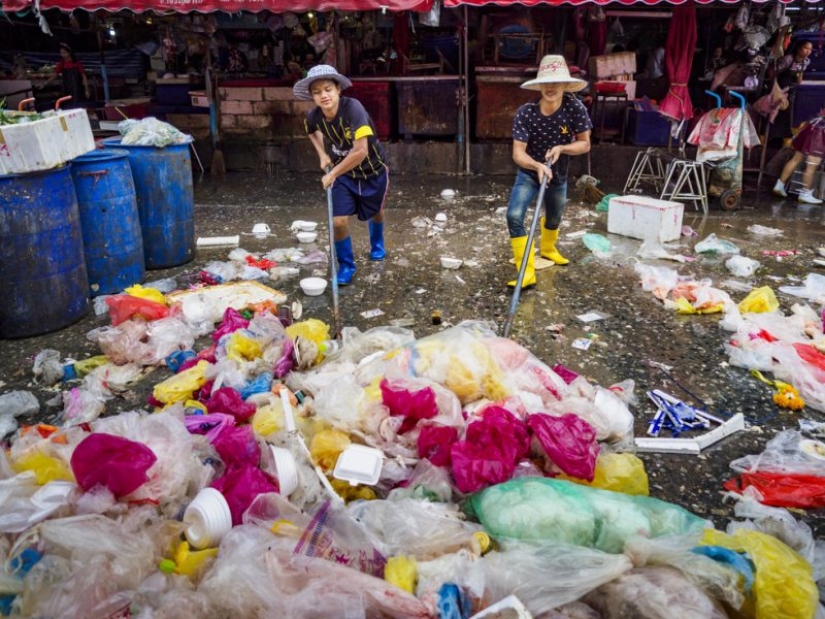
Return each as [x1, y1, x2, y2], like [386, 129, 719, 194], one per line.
[2, 170, 825, 534]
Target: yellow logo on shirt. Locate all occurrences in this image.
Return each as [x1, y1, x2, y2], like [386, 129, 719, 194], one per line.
[561, 126, 569, 135]
[344, 127, 353, 140]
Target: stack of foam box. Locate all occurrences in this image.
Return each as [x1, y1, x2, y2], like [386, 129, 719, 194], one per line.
[589, 52, 637, 100]
[0, 109, 95, 175]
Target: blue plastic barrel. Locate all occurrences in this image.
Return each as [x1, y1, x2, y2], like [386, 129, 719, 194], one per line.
[0, 166, 89, 338]
[102, 138, 195, 269]
[71, 148, 145, 296]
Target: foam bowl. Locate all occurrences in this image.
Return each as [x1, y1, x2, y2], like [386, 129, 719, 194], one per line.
[298, 221, 318, 232]
[300, 277, 327, 296]
[297, 231, 318, 243]
[440, 256, 463, 270]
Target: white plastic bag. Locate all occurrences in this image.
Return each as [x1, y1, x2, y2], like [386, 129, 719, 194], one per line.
[725, 255, 760, 278]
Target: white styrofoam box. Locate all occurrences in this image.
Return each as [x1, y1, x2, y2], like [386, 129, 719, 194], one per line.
[57, 108, 95, 161]
[0, 109, 94, 175]
[0, 115, 65, 175]
[607, 195, 684, 243]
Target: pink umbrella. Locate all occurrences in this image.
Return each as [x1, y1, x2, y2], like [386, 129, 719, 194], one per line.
[659, 3, 698, 122]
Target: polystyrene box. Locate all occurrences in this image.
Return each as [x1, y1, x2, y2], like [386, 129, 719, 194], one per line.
[57, 109, 95, 161]
[0, 115, 66, 175]
[607, 195, 684, 243]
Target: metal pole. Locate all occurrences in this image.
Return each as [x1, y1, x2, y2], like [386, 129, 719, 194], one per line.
[463, 5, 471, 175]
[502, 174, 548, 338]
[325, 167, 341, 338]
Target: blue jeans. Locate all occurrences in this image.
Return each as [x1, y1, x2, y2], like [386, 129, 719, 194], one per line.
[506, 169, 567, 238]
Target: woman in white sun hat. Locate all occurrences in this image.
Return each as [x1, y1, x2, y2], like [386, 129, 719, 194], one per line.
[505, 55, 592, 289]
[294, 65, 389, 286]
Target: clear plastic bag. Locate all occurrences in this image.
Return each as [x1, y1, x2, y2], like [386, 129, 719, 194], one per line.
[119, 116, 193, 147]
[634, 263, 680, 299]
[695, 233, 740, 255]
[582, 566, 729, 619]
[481, 542, 632, 616]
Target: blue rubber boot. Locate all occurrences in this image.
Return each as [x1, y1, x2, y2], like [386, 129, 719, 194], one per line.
[334, 236, 356, 285]
[368, 221, 386, 261]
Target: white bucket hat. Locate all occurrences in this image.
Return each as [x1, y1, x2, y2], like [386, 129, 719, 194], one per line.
[521, 55, 588, 93]
[293, 65, 352, 101]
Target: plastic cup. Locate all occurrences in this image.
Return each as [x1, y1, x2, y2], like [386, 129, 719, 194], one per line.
[183, 487, 233, 550]
[271, 446, 299, 496]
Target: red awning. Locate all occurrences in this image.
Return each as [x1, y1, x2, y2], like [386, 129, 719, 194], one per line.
[3, 0, 432, 13]
[444, 0, 811, 7]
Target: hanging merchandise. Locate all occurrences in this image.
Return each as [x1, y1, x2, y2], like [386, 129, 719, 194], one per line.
[609, 18, 624, 38]
[735, 4, 750, 31]
[420, 0, 441, 28]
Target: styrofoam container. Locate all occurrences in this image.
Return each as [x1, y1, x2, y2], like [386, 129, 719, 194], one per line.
[607, 195, 684, 243]
[297, 231, 318, 243]
[0, 115, 65, 175]
[270, 446, 299, 495]
[440, 256, 463, 269]
[57, 108, 95, 161]
[333, 444, 384, 486]
[298, 221, 318, 232]
[300, 277, 327, 296]
[183, 488, 233, 549]
[0, 109, 94, 175]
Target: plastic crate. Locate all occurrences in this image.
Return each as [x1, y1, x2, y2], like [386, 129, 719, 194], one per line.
[628, 109, 671, 146]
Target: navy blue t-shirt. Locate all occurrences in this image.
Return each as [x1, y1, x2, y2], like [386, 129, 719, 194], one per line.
[305, 97, 387, 180]
[512, 94, 592, 185]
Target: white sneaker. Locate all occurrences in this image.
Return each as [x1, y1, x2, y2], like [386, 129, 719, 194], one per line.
[772, 180, 787, 197]
[798, 190, 823, 205]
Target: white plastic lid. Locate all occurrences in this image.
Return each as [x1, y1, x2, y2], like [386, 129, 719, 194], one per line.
[183, 488, 232, 549]
[332, 444, 384, 486]
[271, 446, 299, 496]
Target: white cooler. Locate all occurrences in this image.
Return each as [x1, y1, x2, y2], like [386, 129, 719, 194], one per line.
[607, 195, 684, 243]
[0, 109, 94, 175]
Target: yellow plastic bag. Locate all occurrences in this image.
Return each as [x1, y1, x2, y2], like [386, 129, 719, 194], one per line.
[560, 452, 649, 496]
[310, 428, 351, 471]
[72, 355, 109, 379]
[252, 402, 285, 438]
[701, 528, 818, 619]
[226, 331, 263, 362]
[12, 450, 74, 485]
[385, 556, 417, 593]
[153, 361, 209, 405]
[331, 478, 376, 502]
[738, 286, 779, 314]
[125, 284, 167, 305]
[286, 319, 330, 364]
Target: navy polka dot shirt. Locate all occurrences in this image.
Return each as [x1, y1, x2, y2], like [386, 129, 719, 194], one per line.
[512, 94, 592, 185]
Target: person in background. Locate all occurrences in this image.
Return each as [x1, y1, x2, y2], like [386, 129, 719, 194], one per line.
[642, 37, 666, 80]
[776, 39, 813, 90]
[773, 107, 825, 205]
[40, 43, 90, 103]
[704, 46, 728, 79]
[226, 45, 249, 74]
[504, 55, 592, 290]
[294, 65, 388, 286]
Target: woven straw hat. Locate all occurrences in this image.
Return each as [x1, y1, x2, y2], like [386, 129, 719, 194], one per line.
[293, 65, 352, 101]
[521, 55, 587, 92]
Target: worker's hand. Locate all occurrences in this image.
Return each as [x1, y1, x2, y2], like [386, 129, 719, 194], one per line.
[535, 161, 553, 184]
[546, 145, 565, 165]
[319, 155, 332, 171]
[321, 170, 336, 190]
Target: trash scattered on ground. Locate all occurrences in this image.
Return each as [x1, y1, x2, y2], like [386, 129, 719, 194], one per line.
[726, 255, 761, 278]
[360, 308, 385, 319]
[197, 236, 241, 248]
[577, 311, 610, 323]
[747, 224, 784, 236]
[695, 233, 740, 255]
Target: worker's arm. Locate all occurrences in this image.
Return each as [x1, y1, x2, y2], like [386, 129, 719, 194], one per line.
[512, 139, 552, 184]
[547, 130, 592, 164]
[321, 136, 368, 189]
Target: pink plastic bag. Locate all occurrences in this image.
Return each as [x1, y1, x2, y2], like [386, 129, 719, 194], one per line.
[211, 308, 250, 343]
[207, 387, 257, 422]
[528, 413, 599, 481]
[212, 425, 261, 468]
[70, 432, 157, 498]
[451, 406, 531, 493]
[211, 463, 278, 525]
[380, 378, 438, 434]
[184, 413, 236, 443]
[106, 295, 169, 326]
[417, 424, 459, 467]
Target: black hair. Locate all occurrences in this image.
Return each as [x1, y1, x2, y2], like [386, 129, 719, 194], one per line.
[59, 43, 76, 61]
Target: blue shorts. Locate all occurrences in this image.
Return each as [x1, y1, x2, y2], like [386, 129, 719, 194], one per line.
[331, 169, 389, 221]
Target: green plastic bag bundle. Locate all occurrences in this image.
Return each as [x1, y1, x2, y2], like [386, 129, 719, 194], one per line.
[466, 477, 708, 554]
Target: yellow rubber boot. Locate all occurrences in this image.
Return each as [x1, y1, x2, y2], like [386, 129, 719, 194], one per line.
[507, 236, 536, 289]
[540, 222, 569, 265]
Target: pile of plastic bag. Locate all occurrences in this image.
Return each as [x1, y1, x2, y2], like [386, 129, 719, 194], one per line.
[118, 117, 193, 148]
[1, 272, 823, 618]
